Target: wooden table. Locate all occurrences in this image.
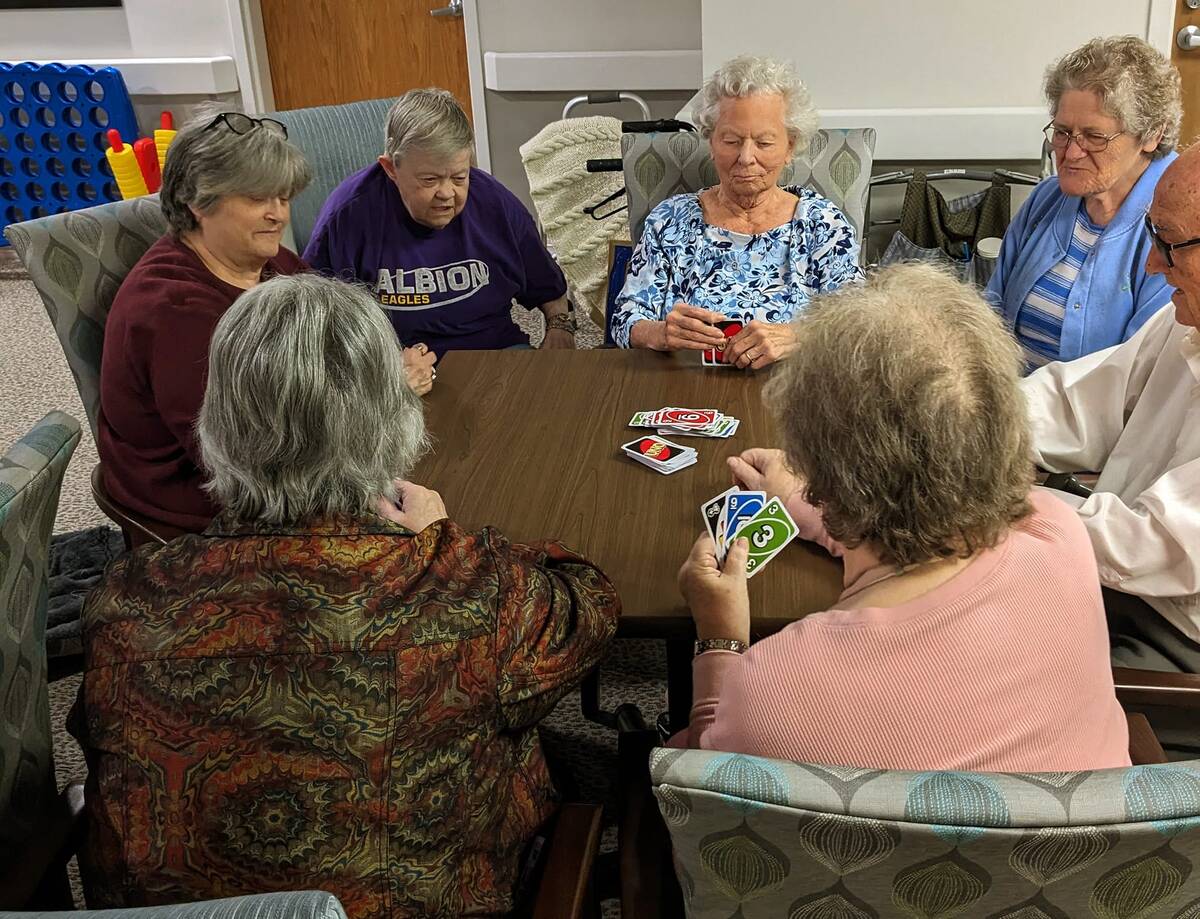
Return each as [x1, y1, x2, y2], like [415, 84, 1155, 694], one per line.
[414, 348, 843, 637]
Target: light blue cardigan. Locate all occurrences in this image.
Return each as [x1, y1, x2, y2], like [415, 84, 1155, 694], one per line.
[985, 151, 1176, 363]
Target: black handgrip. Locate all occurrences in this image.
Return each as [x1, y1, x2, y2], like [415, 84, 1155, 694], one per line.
[585, 158, 623, 172]
[621, 118, 695, 134]
[586, 91, 622, 104]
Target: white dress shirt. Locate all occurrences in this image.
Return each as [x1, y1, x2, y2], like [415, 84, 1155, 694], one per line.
[1023, 304, 1200, 642]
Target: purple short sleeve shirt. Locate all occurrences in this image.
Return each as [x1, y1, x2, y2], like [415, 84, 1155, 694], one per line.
[304, 164, 567, 354]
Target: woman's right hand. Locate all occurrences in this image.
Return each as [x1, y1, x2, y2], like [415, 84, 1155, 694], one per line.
[727, 448, 804, 502]
[375, 480, 447, 532]
[403, 344, 437, 395]
[664, 303, 729, 351]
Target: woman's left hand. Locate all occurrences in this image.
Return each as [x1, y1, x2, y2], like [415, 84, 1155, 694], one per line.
[678, 533, 751, 644]
[402, 344, 437, 395]
[541, 328, 576, 349]
[725, 321, 798, 369]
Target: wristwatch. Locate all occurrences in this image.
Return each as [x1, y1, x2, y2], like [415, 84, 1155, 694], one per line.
[694, 638, 748, 656]
[545, 312, 577, 334]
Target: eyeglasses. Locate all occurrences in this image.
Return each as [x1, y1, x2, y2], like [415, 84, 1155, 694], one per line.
[203, 112, 288, 139]
[1145, 216, 1200, 268]
[1042, 122, 1124, 153]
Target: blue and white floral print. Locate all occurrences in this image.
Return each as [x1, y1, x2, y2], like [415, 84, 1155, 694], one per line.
[611, 186, 862, 348]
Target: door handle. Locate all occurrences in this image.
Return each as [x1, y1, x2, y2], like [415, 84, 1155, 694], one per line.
[1179, 25, 1200, 51]
[430, 0, 463, 17]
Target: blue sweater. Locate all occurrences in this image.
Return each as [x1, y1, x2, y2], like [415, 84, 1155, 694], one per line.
[985, 152, 1176, 363]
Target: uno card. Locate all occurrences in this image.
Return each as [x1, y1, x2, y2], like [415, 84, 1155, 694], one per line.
[701, 487, 737, 545]
[621, 435, 695, 474]
[721, 490, 765, 550]
[628, 410, 657, 427]
[736, 497, 800, 578]
[657, 408, 718, 428]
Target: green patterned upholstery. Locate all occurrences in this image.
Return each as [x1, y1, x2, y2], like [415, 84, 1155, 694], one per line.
[651, 747, 1200, 918]
[268, 97, 396, 254]
[621, 128, 876, 261]
[16, 890, 348, 918]
[0, 412, 81, 866]
[4, 198, 167, 439]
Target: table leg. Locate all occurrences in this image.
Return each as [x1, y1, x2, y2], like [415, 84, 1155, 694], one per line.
[665, 639, 693, 735]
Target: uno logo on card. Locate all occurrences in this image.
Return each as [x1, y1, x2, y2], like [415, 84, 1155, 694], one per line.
[639, 439, 672, 461]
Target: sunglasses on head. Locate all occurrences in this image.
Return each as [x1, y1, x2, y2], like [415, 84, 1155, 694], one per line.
[1145, 215, 1200, 268]
[203, 112, 288, 139]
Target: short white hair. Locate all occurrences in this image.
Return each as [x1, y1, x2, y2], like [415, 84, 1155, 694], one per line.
[384, 88, 474, 164]
[693, 55, 819, 153]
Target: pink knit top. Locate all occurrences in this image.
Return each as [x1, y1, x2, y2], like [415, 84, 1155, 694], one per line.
[684, 489, 1131, 772]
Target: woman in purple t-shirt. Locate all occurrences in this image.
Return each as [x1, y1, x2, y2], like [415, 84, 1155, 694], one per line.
[305, 89, 575, 378]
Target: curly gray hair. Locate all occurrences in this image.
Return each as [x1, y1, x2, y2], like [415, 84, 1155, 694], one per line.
[1045, 35, 1182, 159]
[159, 103, 312, 237]
[764, 263, 1033, 569]
[693, 55, 819, 153]
[198, 273, 429, 525]
[384, 88, 475, 163]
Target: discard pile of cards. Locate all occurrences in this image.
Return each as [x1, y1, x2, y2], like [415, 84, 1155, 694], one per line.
[629, 407, 740, 439]
[621, 435, 697, 475]
[701, 487, 799, 577]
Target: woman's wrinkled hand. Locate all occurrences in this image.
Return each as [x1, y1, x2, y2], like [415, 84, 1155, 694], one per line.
[724, 320, 797, 369]
[678, 532, 751, 644]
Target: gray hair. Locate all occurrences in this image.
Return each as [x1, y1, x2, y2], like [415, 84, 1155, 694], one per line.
[1045, 36, 1182, 158]
[159, 103, 313, 236]
[198, 273, 429, 525]
[693, 55, 819, 153]
[384, 88, 475, 163]
[765, 263, 1032, 569]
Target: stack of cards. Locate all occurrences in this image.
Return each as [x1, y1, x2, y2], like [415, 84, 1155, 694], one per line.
[702, 320, 744, 367]
[701, 486, 799, 577]
[621, 435, 697, 475]
[628, 407, 740, 439]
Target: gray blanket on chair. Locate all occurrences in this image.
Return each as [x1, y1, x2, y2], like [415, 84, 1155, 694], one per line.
[46, 525, 124, 659]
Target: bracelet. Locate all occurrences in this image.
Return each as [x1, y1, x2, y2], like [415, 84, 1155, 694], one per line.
[546, 313, 577, 334]
[694, 638, 748, 656]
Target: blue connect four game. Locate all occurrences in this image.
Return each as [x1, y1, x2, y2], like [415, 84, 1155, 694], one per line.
[0, 61, 140, 246]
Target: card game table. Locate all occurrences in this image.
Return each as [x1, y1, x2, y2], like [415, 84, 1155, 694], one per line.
[413, 347, 843, 635]
[413, 347, 845, 728]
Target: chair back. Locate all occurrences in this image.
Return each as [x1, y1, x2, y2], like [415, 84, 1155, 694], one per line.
[4, 198, 167, 439]
[621, 128, 876, 261]
[651, 746, 1200, 918]
[0, 412, 81, 864]
[268, 97, 396, 254]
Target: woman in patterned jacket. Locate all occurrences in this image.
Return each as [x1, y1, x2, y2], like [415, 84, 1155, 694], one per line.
[612, 54, 862, 368]
[73, 273, 620, 918]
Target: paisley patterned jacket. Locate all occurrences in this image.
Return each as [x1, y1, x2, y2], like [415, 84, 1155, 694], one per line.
[73, 514, 620, 918]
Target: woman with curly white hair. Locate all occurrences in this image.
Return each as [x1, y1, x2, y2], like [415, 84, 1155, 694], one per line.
[612, 55, 862, 368]
[987, 35, 1182, 370]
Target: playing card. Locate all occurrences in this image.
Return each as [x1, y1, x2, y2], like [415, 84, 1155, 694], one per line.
[721, 490, 766, 552]
[657, 408, 718, 429]
[702, 320, 743, 367]
[621, 436, 696, 475]
[735, 497, 800, 578]
[628, 411, 657, 427]
[700, 487, 737, 545]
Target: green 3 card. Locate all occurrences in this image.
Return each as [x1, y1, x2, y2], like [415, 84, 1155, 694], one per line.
[737, 497, 799, 578]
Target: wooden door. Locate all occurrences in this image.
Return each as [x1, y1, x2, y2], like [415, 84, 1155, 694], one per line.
[1173, 0, 1200, 148]
[259, 0, 471, 113]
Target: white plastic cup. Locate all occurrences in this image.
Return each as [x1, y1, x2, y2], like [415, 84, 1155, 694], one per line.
[976, 237, 1003, 260]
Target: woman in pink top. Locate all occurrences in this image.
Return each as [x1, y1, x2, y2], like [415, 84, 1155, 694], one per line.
[678, 263, 1130, 772]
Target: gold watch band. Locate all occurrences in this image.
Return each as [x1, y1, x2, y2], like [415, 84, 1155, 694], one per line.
[694, 638, 748, 656]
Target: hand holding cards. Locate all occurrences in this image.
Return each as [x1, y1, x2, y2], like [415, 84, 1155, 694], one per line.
[701, 486, 798, 576]
[702, 320, 744, 367]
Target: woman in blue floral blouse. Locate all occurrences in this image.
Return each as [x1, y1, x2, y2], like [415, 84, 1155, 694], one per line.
[613, 55, 862, 369]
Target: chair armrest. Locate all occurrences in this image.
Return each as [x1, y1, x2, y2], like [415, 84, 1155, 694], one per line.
[1127, 712, 1168, 765]
[531, 803, 602, 919]
[0, 783, 85, 909]
[1114, 667, 1200, 710]
[619, 729, 684, 919]
[90, 464, 187, 547]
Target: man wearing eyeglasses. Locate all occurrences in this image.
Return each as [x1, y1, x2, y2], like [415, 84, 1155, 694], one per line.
[1023, 143, 1200, 691]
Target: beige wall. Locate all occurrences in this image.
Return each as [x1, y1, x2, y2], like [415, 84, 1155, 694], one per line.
[475, 0, 701, 209]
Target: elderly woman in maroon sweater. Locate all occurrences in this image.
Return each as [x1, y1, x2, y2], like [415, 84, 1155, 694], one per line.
[97, 109, 315, 535]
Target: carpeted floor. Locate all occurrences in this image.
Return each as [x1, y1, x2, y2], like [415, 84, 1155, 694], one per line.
[4, 245, 645, 915]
